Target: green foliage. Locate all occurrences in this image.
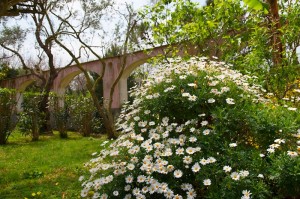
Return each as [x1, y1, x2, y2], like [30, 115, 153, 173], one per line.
[80, 57, 299, 198]
[0, 62, 19, 81]
[23, 170, 44, 179]
[243, 0, 268, 13]
[0, 88, 16, 145]
[17, 92, 45, 141]
[141, 0, 300, 98]
[66, 93, 103, 136]
[49, 93, 69, 138]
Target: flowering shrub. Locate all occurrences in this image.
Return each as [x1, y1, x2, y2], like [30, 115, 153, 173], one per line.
[80, 57, 300, 199]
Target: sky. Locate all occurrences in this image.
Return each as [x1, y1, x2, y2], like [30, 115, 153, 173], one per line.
[1, 0, 208, 68]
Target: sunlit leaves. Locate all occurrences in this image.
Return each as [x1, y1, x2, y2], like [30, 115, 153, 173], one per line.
[243, 0, 269, 14]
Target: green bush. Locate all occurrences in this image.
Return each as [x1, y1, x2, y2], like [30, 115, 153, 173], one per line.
[49, 93, 69, 138]
[80, 57, 299, 199]
[66, 94, 103, 136]
[0, 88, 16, 144]
[18, 92, 45, 141]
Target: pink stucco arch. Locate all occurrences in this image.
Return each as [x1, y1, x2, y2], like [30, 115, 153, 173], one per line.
[1, 45, 197, 111]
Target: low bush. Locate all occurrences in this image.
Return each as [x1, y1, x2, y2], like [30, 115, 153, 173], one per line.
[80, 57, 299, 199]
[18, 92, 45, 141]
[0, 88, 16, 145]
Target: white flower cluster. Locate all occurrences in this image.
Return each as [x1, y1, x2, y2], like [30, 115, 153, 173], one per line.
[80, 57, 299, 198]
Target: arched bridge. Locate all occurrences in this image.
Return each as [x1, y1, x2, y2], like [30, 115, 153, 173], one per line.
[0, 45, 197, 111]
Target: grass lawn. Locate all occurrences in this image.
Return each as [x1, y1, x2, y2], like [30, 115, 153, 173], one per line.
[0, 131, 106, 199]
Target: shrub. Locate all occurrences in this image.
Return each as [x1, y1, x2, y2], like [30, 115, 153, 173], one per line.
[80, 57, 300, 199]
[0, 88, 16, 144]
[49, 93, 69, 138]
[66, 94, 103, 137]
[18, 92, 45, 141]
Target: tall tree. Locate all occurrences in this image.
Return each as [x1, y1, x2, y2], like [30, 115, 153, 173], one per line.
[0, 0, 74, 137]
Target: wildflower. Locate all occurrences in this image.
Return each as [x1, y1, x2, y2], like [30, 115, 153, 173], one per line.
[226, 98, 235, 104]
[203, 179, 211, 186]
[132, 188, 140, 196]
[125, 175, 134, 183]
[257, 174, 264, 178]
[240, 170, 249, 177]
[208, 157, 216, 163]
[189, 136, 197, 143]
[223, 165, 232, 173]
[79, 176, 85, 182]
[203, 129, 211, 135]
[191, 163, 201, 173]
[134, 116, 140, 121]
[229, 143, 237, 147]
[182, 93, 191, 97]
[174, 170, 183, 178]
[259, 154, 265, 157]
[200, 158, 208, 165]
[287, 151, 298, 158]
[208, 98, 215, 103]
[183, 156, 193, 164]
[124, 185, 131, 191]
[100, 193, 108, 199]
[188, 95, 197, 101]
[186, 189, 197, 198]
[144, 110, 151, 114]
[186, 147, 196, 155]
[267, 148, 275, 153]
[179, 75, 187, 79]
[188, 83, 197, 87]
[173, 194, 183, 199]
[221, 87, 230, 93]
[149, 121, 155, 126]
[141, 186, 148, 193]
[127, 163, 135, 170]
[242, 190, 252, 199]
[274, 139, 285, 144]
[288, 107, 297, 111]
[164, 190, 174, 198]
[201, 121, 208, 126]
[137, 175, 146, 183]
[167, 165, 175, 172]
[231, 172, 240, 181]
[176, 147, 185, 155]
[113, 191, 119, 196]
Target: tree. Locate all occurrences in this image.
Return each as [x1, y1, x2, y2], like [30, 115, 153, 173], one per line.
[0, 0, 75, 136]
[0, 61, 19, 81]
[141, 0, 300, 98]
[49, 1, 140, 139]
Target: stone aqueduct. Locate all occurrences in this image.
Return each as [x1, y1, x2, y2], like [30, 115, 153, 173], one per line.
[0, 45, 195, 111]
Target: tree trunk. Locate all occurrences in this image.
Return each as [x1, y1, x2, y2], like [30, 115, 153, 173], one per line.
[39, 75, 56, 135]
[0, 131, 6, 145]
[267, 0, 283, 67]
[90, 92, 116, 139]
[32, 112, 39, 141]
[102, 112, 117, 139]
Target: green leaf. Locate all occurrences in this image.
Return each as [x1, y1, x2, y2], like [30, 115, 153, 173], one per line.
[243, 0, 269, 13]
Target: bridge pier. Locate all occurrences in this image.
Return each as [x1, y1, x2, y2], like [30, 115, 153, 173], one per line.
[16, 92, 23, 112]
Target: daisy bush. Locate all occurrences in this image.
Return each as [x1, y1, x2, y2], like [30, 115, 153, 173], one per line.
[80, 57, 300, 199]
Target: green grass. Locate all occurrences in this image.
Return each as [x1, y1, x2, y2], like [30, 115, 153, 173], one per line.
[0, 131, 106, 199]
